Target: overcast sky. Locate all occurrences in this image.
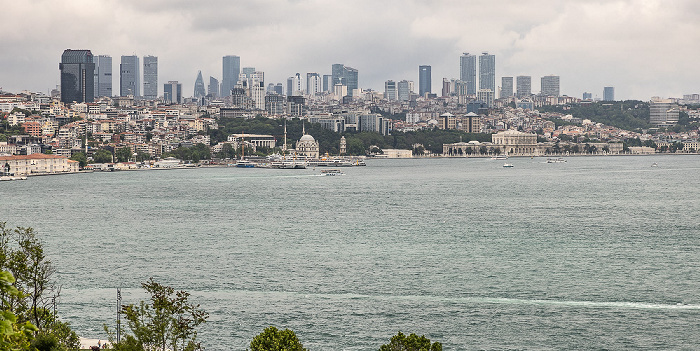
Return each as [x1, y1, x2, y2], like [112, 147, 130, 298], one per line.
[2, 0, 699, 100]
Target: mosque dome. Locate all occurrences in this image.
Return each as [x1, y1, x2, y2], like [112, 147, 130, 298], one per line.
[299, 134, 315, 142]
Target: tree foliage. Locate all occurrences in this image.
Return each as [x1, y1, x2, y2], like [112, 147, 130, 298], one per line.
[113, 278, 208, 351]
[248, 326, 307, 351]
[0, 223, 78, 350]
[116, 147, 133, 163]
[0, 270, 37, 350]
[69, 152, 87, 168]
[93, 149, 113, 163]
[539, 101, 651, 131]
[379, 331, 442, 351]
[163, 144, 211, 163]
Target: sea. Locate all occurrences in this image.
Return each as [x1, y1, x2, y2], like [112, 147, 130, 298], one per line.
[2, 155, 699, 350]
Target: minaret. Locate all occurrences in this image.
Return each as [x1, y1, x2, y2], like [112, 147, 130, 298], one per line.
[283, 120, 287, 152]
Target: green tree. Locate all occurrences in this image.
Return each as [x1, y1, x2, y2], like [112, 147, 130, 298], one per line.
[116, 147, 133, 163]
[0, 270, 37, 350]
[248, 326, 307, 351]
[114, 278, 208, 351]
[69, 152, 87, 168]
[93, 149, 113, 163]
[0, 224, 77, 350]
[379, 331, 442, 351]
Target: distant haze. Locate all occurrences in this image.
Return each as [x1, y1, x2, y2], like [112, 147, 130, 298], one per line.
[2, 0, 699, 100]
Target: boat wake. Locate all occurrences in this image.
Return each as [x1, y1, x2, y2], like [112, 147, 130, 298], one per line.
[194, 289, 700, 311]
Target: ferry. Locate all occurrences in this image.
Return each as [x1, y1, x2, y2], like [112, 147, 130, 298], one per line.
[491, 154, 508, 160]
[270, 160, 307, 169]
[235, 159, 256, 168]
[321, 169, 345, 176]
[503, 163, 514, 168]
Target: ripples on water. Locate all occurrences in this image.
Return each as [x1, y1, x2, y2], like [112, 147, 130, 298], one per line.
[2, 156, 700, 350]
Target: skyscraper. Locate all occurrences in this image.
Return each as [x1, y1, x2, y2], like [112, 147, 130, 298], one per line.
[385, 80, 397, 101]
[323, 74, 332, 93]
[460, 53, 477, 95]
[397, 80, 411, 101]
[194, 71, 206, 99]
[93, 55, 112, 98]
[60, 49, 95, 103]
[287, 73, 302, 96]
[516, 76, 532, 98]
[120, 55, 140, 97]
[541, 75, 560, 97]
[418, 65, 431, 96]
[501, 77, 513, 98]
[306, 73, 321, 96]
[240, 67, 254, 77]
[143, 55, 158, 100]
[479, 52, 495, 93]
[603, 86, 615, 101]
[208, 77, 219, 98]
[274, 83, 283, 95]
[221, 55, 240, 97]
[163, 81, 182, 104]
[331, 64, 359, 96]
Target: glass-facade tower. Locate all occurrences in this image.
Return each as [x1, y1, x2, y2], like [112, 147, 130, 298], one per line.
[143, 55, 158, 100]
[93, 55, 112, 98]
[60, 49, 95, 103]
[479, 52, 495, 93]
[460, 53, 477, 95]
[419, 65, 431, 96]
[221, 55, 240, 97]
[120, 55, 140, 97]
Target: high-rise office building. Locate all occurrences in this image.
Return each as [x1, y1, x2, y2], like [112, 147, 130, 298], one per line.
[142, 55, 158, 100]
[306, 73, 321, 96]
[541, 75, 560, 97]
[649, 99, 679, 126]
[60, 49, 95, 103]
[479, 52, 495, 93]
[120, 55, 140, 97]
[208, 77, 219, 98]
[385, 80, 397, 101]
[323, 74, 332, 93]
[274, 83, 283, 95]
[331, 64, 359, 96]
[221, 55, 240, 97]
[93, 55, 112, 98]
[397, 80, 411, 101]
[603, 86, 615, 101]
[418, 65, 431, 96]
[287, 73, 302, 96]
[477, 89, 494, 107]
[583, 92, 592, 100]
[460, 53, 477, 95]
[501, 77, 513, 98]
[516, 76, 532, 98]
[241, 67, 256, 82]
[163, 81, 182, 104]
[194, 71, 206, 99]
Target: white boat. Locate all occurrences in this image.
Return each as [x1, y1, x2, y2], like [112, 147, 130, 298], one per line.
[0, 176, 27, 181]
[546, 157, 566, 163]
[491, 154, 508, 160]
[321, 169, 345, 176]
[503, 163, 514, 168]
[651, 162, 658, 167]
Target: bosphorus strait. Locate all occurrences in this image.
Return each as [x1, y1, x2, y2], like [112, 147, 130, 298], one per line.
[3, 156, 699, 350]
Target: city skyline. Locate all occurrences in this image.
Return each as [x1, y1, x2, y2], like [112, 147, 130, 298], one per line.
[2, 1, 699, 100]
